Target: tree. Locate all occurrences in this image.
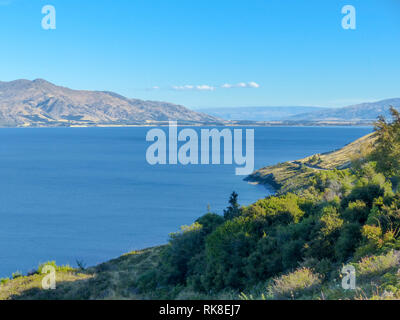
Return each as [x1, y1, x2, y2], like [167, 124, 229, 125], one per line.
[224, 191, 241, 220]
[371, 106, 400, 178]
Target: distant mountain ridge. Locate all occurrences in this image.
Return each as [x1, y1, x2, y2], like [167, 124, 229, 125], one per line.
[291, 98, 400, 122]
[198, 99, 400, 124]
[197, 106, 326, 121]
[0, 79, 219, 127]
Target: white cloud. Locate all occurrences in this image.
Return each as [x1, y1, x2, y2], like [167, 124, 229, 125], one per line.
[248, 81, 260, 88]
[196, 85, 215, 91]
[169, 81, 260, 92]
[172, 85, 194, 91]
[221, 83, 233, 88]
[221, 82, 260, 89]
[172, 84, 215, 91]
[145, 86, 161, 91]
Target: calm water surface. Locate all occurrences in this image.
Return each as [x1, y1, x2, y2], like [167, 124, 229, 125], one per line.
[0, 126, 372, 276]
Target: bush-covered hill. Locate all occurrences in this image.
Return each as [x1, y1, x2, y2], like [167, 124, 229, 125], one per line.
[1, 108, 400, 300]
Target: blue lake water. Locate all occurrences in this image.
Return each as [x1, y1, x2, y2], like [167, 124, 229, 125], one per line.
[0, 126, 372, 277]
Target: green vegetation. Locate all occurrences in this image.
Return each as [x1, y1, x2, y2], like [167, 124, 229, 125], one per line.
[1, 107, 400, 300]
[131, 107, 400, 300]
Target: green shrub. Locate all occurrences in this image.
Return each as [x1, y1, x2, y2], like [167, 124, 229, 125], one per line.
[244, 193, 304, 225]
[335, 223, 362, 262]
[244, 237, 281, 284]
[161, 222, 205, 285]
[11, 272, 23, 279]
[343, 200, 369, 224]
[319, 206, 343, 236]
[195, 213, 224, 235]
[204, 216, 256, 290]
[268, 267, 322, 299]
[37, 261, 74, 274]
[356, 251, 399, 278]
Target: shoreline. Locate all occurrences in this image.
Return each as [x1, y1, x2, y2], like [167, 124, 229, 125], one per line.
[0, 124, 374, 129]
[245, 176, 279, 194]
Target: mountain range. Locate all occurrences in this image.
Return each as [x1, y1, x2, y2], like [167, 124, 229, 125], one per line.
[198, 99, 400, 123]
[290, 98, 400, 122]
[0, 79, 398, 127]
[0, 79, 219, 127]
[196, 106, 326, 121]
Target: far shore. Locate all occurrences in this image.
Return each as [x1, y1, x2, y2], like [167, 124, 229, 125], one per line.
[0, 122, 375, 129]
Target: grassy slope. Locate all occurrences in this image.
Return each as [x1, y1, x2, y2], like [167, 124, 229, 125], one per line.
[0, 247, 163, 300]
[246, 133, 376, 194]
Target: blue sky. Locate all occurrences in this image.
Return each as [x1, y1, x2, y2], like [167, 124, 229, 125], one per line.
[0, 0, 399, 108]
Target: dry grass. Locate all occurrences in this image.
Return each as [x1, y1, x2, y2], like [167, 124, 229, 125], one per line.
[356, 251, 400, 278]
[0, 271, 92, 300]
[300, 133, 376, 169]
[0, 246, 164, 300]
[247, 133, 376, 194]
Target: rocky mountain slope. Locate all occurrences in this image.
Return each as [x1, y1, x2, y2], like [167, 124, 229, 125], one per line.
[0, 79, 220, 127]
